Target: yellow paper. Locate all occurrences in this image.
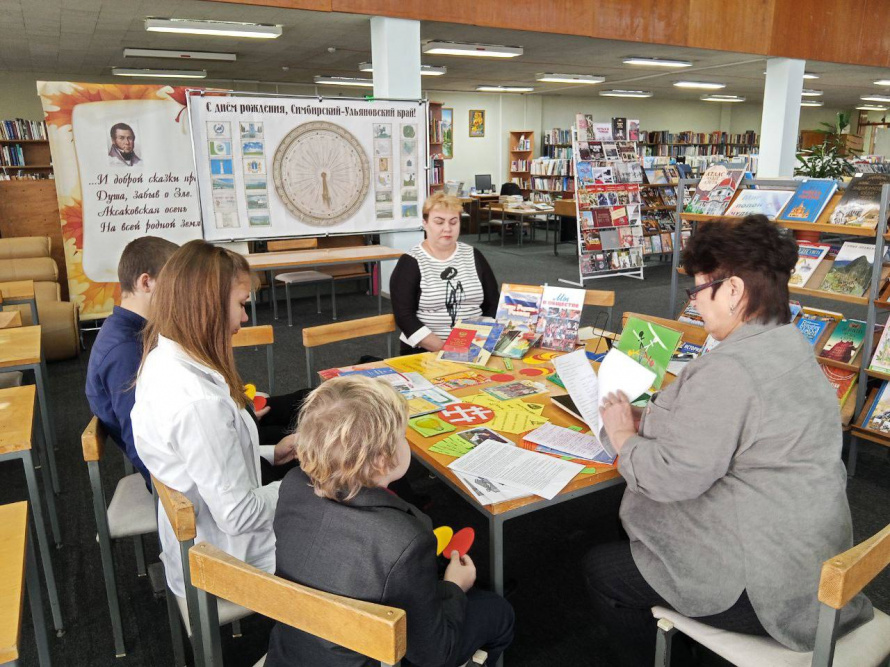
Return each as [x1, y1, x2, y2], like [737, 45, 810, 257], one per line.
[386, 353, 464, 379]
[489, 408, 549, 434]
[463, 393, 502, 409]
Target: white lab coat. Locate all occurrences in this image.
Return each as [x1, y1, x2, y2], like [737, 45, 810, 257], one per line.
[132, 335, 279, 597]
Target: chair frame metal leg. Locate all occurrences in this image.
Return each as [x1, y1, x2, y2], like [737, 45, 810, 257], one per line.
[306, 347, 315, 388]
[196, 589, 222, 667]
[654, 618, 677, 667]
[811, 603, 840, 667]
[231, 619, 242, 638]
[266, 344, 275, 396]
[179, 538, 205, 667]
[133, 534, 147, 577]
[270, 272, 278, 321]
[316, 282, 322, 314]
[26, 522, 52, 667]
[165, 583, 187, 667]
[331, 279, 337, 321]
[285, 282, 293, 328]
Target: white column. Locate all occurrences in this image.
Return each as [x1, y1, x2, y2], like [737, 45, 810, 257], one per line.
[757, 58, 805, 178]
[371, 16, 423, 297]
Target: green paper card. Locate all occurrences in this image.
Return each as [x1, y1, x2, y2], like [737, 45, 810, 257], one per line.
[616, 317, 683, 390]
[429, 434, 475, 457]
[409, 415, 456, 437]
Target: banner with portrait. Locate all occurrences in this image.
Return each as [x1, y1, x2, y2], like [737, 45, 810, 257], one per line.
[37, 82, 204, 319]
[188, 93, 428, 242]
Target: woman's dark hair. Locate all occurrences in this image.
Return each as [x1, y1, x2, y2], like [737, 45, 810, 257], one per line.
[681, 214, 798, 324]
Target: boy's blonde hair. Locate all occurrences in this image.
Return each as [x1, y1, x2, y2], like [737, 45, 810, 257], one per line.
[422, 192, 463, 219]
[296, 375, 408, 501]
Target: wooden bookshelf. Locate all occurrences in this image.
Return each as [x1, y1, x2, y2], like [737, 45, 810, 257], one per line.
[508, 130, 534, 193]
[428, 101, 444, 194]
[0, 138, 52, 174]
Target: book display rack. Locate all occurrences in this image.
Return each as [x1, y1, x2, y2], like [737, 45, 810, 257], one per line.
[668, 177, 890, 474]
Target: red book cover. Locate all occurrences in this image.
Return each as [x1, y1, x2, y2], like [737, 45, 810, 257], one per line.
[443, 328, 474, 353]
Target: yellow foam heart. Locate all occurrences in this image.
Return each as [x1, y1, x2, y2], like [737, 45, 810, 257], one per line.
[433, 526, 454, 556]
[244, 383, 257, 400]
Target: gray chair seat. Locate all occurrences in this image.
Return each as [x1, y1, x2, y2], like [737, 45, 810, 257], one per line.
[175, 593, 253, 638]
[274, 270, 332, 284]
[107, 473, 157, 540]
[274, 271, 336, 325]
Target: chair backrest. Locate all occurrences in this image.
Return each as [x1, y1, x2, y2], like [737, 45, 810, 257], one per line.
[151, 476, 196, 543]
[302, 314, 396, 387]
[818, 523, 890, 610]
[500, 182, 522, 197]
[266, 238, 318, 252]
[505, 283, 616, 313]
[81, 416, 106, 463]
[232, 325, 275, 395]
[189, 542, 407, 666]
[621, 311, 708, 347]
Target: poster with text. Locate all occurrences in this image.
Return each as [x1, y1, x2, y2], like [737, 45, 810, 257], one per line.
[37, 82, 203, 318]
[189, 94, 427, 242]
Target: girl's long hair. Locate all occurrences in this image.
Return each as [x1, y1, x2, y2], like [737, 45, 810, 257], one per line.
[140, 240, 250, 408]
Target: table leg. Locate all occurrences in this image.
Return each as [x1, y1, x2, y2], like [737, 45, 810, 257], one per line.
[377, 262, 383, 314]
[250, 288, 258, 326]
[33, 412, 60, 545]
[488, 515, 504, 595]
[26, 522, 52, 666]
[269, 272, 278, 321]
[554, 217, 559, 256]
[30, 298, 40, 326]
[33, 362, 60, 495]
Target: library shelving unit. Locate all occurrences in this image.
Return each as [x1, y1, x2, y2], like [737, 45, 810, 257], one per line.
[508, 130, 534, 193]
[534, 129, 574, 201]
[428, 101, 444, 193]
[668, 176, 890, 475]
[0, 138, 53, 179]
[641, 183, 687, 265]
[640, 130, 759, 160]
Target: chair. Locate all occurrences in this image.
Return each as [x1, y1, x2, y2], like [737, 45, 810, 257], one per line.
[499, 182, 522, 197]
[81, 417, 158, 658]
[152, 476, 253, 667]
[266, 239, 336, 326]
[232, 325, 275, 396]
[188, 541, 407, 667]
[653, 523, 890, 667]
[302, 314, 396, 388]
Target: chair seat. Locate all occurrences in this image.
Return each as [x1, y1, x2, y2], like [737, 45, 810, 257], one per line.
[652, 606, 890, 667]
[275, 271, 332, 285]
[107, 473, 157, 539]
[175, 594, 253, 638]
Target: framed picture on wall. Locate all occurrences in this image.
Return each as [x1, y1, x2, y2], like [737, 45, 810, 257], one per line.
[442, 108, 454, 158]
[469, 109, 485, 137]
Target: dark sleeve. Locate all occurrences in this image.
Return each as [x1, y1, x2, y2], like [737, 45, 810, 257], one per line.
[382, 531, 467, 667]
[389, 254, 428, 342]
[106, 342, 150, 483]
[473, 248, 500, 318]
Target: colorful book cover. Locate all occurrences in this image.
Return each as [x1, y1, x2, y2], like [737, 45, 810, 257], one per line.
[576, 161, 595, 185]
[536, 285, 586, 352]
[593, 123, 613, 141]
[616, 317, 683, 390]
[789, 241, 832, 288]
[869, 325, 890, 374]
[775, 179, 838, 223]
[492, 329, 541, 359]
[575, 113, 589, 142]
[796, 314, 831, 346]
[829, 173, 890, 229]
[628, 119, 640, 142]
[862, 381, 890, 433]
[678, 302, 705, 327]
[820, 364, 857, 406]
[495, 284, 543, 333]
[644, 168, 669, 185]
[819, 241, 875, 296]
[819, 319, 866, 363]
[437, 320, 504, 365]
[789, 300, 803, 321]
[725, 189, 795, 218]
[611, 117, 627, 141]
[684, 166, 746, 216]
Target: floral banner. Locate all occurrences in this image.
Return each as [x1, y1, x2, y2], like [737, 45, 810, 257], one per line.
[37, 82, 204, 319]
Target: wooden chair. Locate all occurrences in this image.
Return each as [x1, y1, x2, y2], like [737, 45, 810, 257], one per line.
[232, 325, 275, 395]
[265, 239, 335, 325]
[0, 501, 51, 666]
[81, 417, 158, 658]
[653, 523, 890, 667]
[302, 314, 396, 388]
[188, 542, 407, 667]
[152, 477, 253, 667]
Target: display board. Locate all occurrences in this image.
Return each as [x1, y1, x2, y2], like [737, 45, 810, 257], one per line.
[188, 93, 427, 242]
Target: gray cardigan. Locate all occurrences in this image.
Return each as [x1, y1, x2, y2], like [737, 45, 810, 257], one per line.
[617, 321, 872, 650]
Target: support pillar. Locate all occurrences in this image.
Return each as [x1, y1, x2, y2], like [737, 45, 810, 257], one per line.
[757, 58, 805, 178]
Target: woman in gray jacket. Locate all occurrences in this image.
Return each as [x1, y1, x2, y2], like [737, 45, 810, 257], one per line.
[587, 215, 872, 665]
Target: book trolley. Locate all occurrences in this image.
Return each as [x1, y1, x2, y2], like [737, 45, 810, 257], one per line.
[668, 177, 890, 475]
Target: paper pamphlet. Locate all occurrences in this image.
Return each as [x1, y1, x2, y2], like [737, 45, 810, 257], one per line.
[454, 471, 529, 505]
[552, 349, 601, 433]
[523, 423, 613, 463]
[597, 348, 656, 405]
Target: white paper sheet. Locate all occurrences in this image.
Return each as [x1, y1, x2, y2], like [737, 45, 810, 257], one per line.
[449, 440, 583, 500]
[552, 349, 601, 433]
[523, 422, 610, 462]
[454, 472, 529, 506]
[597, 348, 656, 405]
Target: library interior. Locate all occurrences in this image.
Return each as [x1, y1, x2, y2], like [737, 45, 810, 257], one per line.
[1, 1, 890, 666]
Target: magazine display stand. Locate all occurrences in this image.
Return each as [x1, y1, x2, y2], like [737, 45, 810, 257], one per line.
[669, 177, 890, 475]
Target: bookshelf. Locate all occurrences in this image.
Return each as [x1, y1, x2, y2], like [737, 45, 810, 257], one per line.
[669, 177, 890, 475]
[428, 101, 444, 194]
[0, 119, 52, 180]
[508, 130, 534, 193]
[640, 130, 759, 160]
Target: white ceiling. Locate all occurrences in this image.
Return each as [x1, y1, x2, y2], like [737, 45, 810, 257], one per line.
[3, 0, 890, 109]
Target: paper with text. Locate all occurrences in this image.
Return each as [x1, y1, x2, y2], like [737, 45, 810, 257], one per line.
[598, 348, 656, 405]
[552, 349, 601, 432]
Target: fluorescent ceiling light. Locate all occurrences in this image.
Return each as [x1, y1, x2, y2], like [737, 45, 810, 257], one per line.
[861, 94, 890, 102]
[623, 57, 691, 68]
[144, 18, 281, 39]
[857, 105, 888, 111]
[599, 89, 652, 98]
[536, 73, 604, 84]
[422, 41, 522, 58]
[674, 81, 725, 90]
[701, 94, 746, 102]
[803, 72, 820, 79]
[874, 80, 890, 86]
[476, 85, 534, 93]
[314, 76, 373, 87]
[801, 89, 823, 97]
[112, 67, 206, 79]
[123, 48, 236, 61]
[357, 62, 446, 76]
[801, 100, 824, 107]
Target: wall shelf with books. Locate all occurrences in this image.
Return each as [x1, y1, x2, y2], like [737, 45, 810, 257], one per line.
[428, 101, 444, 194]
[508, 131, 534, 193]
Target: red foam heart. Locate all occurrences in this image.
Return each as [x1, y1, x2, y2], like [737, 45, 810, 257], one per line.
[519, 368, 546, 377]
[253, 395, 267, 411]
[443, 526, 475, 559]
[490, 373, 515, 382]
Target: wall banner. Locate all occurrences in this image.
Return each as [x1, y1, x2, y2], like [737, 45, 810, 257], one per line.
[37, 82, 203, 319]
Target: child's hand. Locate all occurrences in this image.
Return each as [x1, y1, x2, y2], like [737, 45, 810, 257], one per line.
[444, 551, 476, 592]
[255, 405, 271, 420]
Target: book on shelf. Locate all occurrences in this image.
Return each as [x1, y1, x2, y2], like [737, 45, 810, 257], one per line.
[611, 117, 627, 141]
[820, 364, 858, 407]
[828, 173, 890, 229]
[616, 317, 683, 390]
[861, 380, 890, 433]
[796, 314, 833, 347]
[789, 241, 832, 288]
[0, 118, 47, 141]
[536, 285, 585, 352]
[684, 166, 745, 216]
[789, 300, 803, 321]
[437, 319, 504, 366]
[775, 179, 838, 223]
[819, 318, 867, 363]
[592, 123, 613, 141]
[628, 119, 640, 142]
[678, 302, 704, 327]
[869, 324, 890, 374]
[818, 241, 875, 296]
[725, 189, 794, 218]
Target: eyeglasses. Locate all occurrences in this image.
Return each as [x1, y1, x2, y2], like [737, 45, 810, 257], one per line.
[686, 277, 728, 301]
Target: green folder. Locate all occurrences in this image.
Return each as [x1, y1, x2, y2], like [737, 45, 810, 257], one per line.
[616, 317, 683, 390]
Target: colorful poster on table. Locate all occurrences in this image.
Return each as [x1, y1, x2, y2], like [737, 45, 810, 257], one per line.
[188, 94, 427, 242]
[37, 82, 204, 319]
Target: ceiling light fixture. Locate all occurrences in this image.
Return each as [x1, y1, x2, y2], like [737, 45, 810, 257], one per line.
[422, 41, 522, 58]
[801, 89, 823, 97]
[475, 85, 534, 93]
[358, 62, 446, 76]
[123, 48, 236, 61]
[536, 73, 605, 84]
[861, 94, 890, 102]
[874, 80, 890, 86]
[800, 100, 824, 107]
[803, 72, 820, 79]
[857, 105, 888, 111]
[144, 18, 282, 39]
[599, 89, 652, 98]
[701, 94, 746, 102]
[623, 57, 692, 68]
[314, 76, 373, 87]
[674, 81, 726, 90]
[112, 67, 207, 79]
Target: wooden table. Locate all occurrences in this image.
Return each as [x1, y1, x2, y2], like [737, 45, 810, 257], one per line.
[0, 311, 21, 330]
[0, 280, 38, 325]
[481, 206, 555, 247]
[244, 246, 404, 325]
[0, 501, 51, 666]
[0, 327, 59, 495]
[0, 387, 63, 640]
